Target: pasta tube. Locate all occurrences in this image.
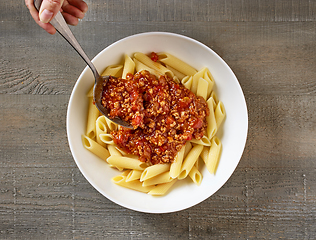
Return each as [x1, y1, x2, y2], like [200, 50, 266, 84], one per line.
[181, 76, 193, 90]
[107, 145, 122, 156]
[134, 58, 161, 77]
[191, 68, 205, 94]
[126, 170, 143, 182]
[203, 68, 215, 97]
[112, 175, 154, 193]
[215, 101, 226, 130]
[206, 97, 217, 139]
[86, 97, 99, 139]
[140, 163, 170, 181]
[148, 179, 177, 196]
[157, 52, 197, 76]
[122, 54, 135, 79]
[166, 65, 186, 80]
[134, 52, 174, 78]
[169, 145, 185, 178]
[204, 136, 222, 174]
[189, 166, 203, 186]
[96, 116, 108, 146]
[178, 144, 204, 179]
[104, 118, 117, 132]
[82, 135, 110, 162]
[107, 156, 148, 171]
[101, 64, 123, 77]
[183, 141, 193, 158]
[99, 133, 115, 145]
[142, 172, 173, 187]
[190, 136, 212, 146]
[107, 145, 123, 171]
[196, 77, 209, 100]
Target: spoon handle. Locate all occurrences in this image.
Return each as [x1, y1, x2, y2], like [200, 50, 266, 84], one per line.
[33, 0, 100, 79]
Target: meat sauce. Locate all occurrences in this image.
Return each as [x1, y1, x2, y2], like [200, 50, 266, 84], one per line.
[101, 70, 209, 165]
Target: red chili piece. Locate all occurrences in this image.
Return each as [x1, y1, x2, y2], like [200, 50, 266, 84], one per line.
[150, 52, 159, 62]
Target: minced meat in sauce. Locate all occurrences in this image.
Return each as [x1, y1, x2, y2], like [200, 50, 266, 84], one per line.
[101, 70, 209, 165]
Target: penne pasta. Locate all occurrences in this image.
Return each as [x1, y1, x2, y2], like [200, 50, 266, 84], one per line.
[122, 154, 138, 159]
[190, 76, 199, 95]
[148, 179, 177, 196]
[200, 146, 209, 164]
[140, 163, 170, 181]
[114, 147, 129, 156]
[183, 141, 193, 158]
[86, 97, 99, 139]
[166, 65, 186, 80]
[196, 77, 209, 100]
[107, 155, 148, 171]
[82, 135, 110, 161]
[194, 157, 201, 169]
[105, 118, 118, 132]
[181, 76, 193, 90]
[101, 64, 123, 77]
[112, 175, 154, 193]
[210, 91, 219, 105]
[142, 172, 173, 187]
[96, 116, 108, 146]
[157, 52, 197, 76]
[122, 54, 135, 79]
[134, 52, 174, 78]
[206, 97, 217, 139]
[178, 144, 204, 179]
[190, 135, 212, 146]
[99, 133, 115, 145]
[107, 145, 122, 156]
[203, 68, 215, 97]
[107, 145, 124, 171]
[215, 101, 226, 130]
[191, 68, 205, 94]
[204, 136, 222, 174]
[189, 166, 203, 186]
[120, 170, 131, 177]
[169, 145, 185, 179]
[126, 170, 143, 182]
[134, 58, 161, 77]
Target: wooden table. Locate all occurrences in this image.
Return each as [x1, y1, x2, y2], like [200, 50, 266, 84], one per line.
[1, 0, 315, 239]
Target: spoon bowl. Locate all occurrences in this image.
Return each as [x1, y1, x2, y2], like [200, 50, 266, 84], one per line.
[33, 0, 132, 129]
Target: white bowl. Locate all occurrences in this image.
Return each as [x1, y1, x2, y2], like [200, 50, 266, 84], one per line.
[67, 32, 248, 213]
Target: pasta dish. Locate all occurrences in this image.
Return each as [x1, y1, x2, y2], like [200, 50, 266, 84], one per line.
[82, 52, 226, 196]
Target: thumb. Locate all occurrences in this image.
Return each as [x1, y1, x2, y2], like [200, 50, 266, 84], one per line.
[39, 0, 64, 23]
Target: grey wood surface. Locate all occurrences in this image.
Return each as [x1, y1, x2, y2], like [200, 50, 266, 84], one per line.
[1, 0, 316, 239]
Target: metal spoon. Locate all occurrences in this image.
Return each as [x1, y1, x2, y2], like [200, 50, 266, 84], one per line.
[33, 0, 132, 129]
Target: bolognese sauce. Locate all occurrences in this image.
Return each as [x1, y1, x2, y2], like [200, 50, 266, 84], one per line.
[101, 70, 209, 165]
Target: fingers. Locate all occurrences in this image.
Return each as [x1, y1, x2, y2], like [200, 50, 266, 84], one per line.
[39, 0, 64, 23]
[66, 0, 88, 14]
[25, 0, 88, 33]
[62, 12, 79, 26]
[62, 0, 88, 22]
[62, 2, 84, 20]
[25, 0, 56, 34]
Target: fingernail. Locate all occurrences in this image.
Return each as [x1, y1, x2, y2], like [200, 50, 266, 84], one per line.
[39, 9, 53, 23]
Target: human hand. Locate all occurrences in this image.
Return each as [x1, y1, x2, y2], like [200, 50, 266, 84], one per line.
[25, 0, 88, 34]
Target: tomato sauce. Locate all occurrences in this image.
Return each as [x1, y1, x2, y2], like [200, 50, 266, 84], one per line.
[101, 70, 209, 165]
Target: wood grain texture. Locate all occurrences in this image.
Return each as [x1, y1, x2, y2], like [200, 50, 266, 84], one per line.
[1, 0, 316, 239]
